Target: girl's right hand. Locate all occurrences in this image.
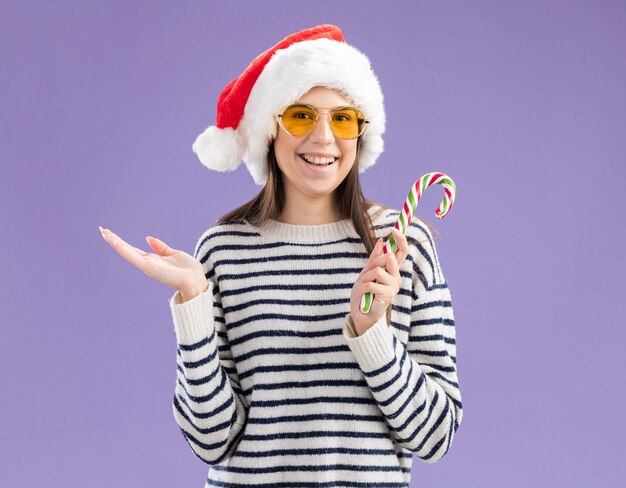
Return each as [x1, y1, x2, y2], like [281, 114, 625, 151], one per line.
[99, 226, 208, 302]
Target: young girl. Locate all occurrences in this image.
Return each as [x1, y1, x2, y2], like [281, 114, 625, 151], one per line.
[100, 24, 463, 488]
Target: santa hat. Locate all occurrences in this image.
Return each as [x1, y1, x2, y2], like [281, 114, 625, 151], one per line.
[192, 24, 386, 186]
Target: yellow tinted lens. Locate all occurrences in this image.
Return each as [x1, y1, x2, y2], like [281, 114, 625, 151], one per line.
[282, 105, 317, 135]
[331, 108, 364, 139]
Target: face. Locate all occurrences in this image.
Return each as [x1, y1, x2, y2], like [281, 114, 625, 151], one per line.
[273, 86, 359, 207]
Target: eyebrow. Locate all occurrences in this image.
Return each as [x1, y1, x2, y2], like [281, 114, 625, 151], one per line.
[298, 103, 350, 109]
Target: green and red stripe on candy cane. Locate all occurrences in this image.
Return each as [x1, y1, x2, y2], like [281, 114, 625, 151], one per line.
[359, 172, 457, 317]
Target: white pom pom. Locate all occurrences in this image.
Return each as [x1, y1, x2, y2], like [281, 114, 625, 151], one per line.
[192, 126, 244, 172]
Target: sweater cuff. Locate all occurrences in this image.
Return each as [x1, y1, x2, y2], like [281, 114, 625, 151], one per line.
[343, 313, 358, 339]
[169, 283, 214, 345]
[343, 313, 395, 371]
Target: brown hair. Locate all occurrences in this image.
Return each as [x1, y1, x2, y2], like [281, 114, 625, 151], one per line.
[215, 136, 438, 327]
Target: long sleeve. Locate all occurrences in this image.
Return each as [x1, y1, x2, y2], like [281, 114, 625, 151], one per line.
[169, 231, 249, 466]
[343, 222, 463, 464]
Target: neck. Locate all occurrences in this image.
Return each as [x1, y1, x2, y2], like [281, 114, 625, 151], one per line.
[278, 196, 342, 225]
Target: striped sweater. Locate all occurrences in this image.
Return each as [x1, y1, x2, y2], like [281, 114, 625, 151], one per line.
[168, 205, 463, 488]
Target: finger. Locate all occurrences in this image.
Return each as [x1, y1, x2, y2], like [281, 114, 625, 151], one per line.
[362, 265, 395, 287]
[146, 235, 177, 257]
[101, 229, 147, 270]
[361, 236, 391, 276]
[102, 229, 160, 258]
[360, 280, 392, 303]
[372, 237, 384, 256]
[387, 251, 403, 288]
[384, 248, 399, 278]
[364, 238, 384, 269]
[390, 227, 409, 267]
[370, 250, 397, 270]
[369, 246, 396, 271]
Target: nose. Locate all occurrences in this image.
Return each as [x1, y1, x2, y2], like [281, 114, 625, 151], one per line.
[309, 112, 335, 144]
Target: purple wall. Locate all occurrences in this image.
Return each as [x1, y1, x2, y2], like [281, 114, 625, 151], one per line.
[2, 1, 625, 486]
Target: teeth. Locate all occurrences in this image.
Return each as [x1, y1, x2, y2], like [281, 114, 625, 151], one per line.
[301, 154, 337, 165]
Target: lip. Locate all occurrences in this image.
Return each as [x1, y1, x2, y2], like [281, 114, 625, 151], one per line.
[299, 152, 340, 158]
[298, 154, 338, 173]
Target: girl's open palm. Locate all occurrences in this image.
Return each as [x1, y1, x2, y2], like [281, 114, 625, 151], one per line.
[99, 226, 207, 298]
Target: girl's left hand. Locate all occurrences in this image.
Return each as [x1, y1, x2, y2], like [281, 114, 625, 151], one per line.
[349, 227, 410, 336]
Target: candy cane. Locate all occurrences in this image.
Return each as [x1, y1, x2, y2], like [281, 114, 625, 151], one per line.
[359, 172, 457, 316]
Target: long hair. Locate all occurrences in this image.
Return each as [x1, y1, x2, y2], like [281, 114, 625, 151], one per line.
[215, 136, 437, 327]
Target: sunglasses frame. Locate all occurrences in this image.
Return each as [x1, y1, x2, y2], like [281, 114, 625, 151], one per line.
[273, 103, 370, 140]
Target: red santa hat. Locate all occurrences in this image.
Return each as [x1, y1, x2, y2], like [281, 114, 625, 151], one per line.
[192, 24, 386, 186]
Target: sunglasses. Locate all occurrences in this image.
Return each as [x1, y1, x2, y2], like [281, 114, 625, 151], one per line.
[274, 103, 369, 140]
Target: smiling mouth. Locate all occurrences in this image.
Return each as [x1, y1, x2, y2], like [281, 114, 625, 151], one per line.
[298, 154, 339, 166]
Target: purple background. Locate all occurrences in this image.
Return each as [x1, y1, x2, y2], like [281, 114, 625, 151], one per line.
[2, 1, 625, 486]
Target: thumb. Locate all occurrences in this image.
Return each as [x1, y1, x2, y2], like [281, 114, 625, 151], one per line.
[146, 235, 176, 257]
